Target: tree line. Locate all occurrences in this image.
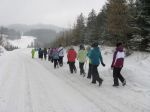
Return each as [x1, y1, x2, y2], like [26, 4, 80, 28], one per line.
[0, 27, 19, 51]
[51, 0, 150, 52]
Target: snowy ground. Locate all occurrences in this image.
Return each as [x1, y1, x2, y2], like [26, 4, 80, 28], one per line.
[0, 47, 150, 112]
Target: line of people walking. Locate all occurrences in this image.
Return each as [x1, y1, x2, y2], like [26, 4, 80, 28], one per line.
[31, 42, 126, 87]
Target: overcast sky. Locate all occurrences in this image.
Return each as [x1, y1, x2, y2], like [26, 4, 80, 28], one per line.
[0, 0, 106, 28]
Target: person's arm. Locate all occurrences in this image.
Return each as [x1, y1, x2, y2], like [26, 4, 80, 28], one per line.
[99, 51, 105, 66]
[75, 51, 77, 59]
[111, 51, 117, 68]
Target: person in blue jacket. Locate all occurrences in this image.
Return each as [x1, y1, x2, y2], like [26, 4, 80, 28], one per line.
[89, 42, 105, 86]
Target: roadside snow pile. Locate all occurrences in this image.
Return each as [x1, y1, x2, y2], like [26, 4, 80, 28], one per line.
[8, 36, 36, 48]
[0, 46, 6, 56]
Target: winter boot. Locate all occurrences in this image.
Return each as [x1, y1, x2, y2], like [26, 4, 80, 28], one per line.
[122, 80, 126, 86]
[98, 78, 103, 86]
[112, 84, 119, 87]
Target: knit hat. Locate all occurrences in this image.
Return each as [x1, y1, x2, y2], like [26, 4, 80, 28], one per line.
[92, 42, 98, 47]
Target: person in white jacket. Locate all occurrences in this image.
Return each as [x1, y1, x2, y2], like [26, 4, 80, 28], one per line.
[58, 44, 64, 67]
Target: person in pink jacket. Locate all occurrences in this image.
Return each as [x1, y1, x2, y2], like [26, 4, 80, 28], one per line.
[111, 42, 126, 87]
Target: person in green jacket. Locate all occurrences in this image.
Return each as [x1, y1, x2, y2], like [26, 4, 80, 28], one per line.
[31, 48, 35, 58]
[77, 44, 87, 76]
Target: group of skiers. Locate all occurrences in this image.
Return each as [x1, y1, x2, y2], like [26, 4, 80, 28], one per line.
[31, 42, 126, 87]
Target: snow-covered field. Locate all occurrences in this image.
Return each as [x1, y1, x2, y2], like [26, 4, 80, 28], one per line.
[8, 36, 36, 48]
[0, 46, 150, 112]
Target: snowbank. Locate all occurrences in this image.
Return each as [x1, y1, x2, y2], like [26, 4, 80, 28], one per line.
[0, 46, 6, 56]
[8, 36, 36, 49]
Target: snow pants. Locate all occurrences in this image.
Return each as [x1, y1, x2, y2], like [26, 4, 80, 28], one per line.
[54, 59, 58, 68]
[59, 56, 64, 66]
[87, 63, 92, 78]
[91, 65, 103, 83]
[79, 62, 85, 75]
[68, 62, 77, 73]
[113, 67, 125, 85]
[32, 53, 35, 58]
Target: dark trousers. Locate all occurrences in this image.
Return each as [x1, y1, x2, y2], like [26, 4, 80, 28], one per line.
[79, 62, 85, 75]
[48, 56, 51, 61]
[59, 56, 64, 66]
[68, 62, 77, 73]
[54, 59, 58, 68]
[113, 67, 125, 85]
[44, 54, 47, 60]
[92, 65, 103, 83]
[87, 63, 92, 78]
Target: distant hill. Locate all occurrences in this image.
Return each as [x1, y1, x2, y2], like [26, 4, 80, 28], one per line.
[24, 29, 57, 47]
[6, 24, 66, 47]
[7, 24, 65, 33]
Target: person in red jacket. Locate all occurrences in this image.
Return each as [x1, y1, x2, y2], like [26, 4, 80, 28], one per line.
[67, 46, 77, 74]
[111, 42, 126, 87]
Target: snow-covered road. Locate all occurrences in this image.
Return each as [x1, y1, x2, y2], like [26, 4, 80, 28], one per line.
[0, 48, 150, 112]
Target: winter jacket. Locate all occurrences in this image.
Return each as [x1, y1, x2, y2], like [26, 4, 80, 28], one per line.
[67, 49, 77, 62]
[48, 48, 53, 57]
[89, 47, 103, 65]
[31, 49, 35, 55]
[39, 49, 43, 57]
[58, 47, 64, 57]
[52, 48, 59, 59]
[111, 47, 125, 68]
[77, 50, 87, 63]
[43, 49, 47, 55]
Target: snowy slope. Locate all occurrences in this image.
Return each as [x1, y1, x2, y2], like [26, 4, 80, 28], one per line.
[8, 36, 36, 48]
[0, 47, 150, 112]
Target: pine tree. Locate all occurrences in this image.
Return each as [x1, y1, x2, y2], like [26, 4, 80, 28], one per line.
[96, 5, 109, 44]
[107, 0, 128, 45]
[136, 0, 150, 51]
[73, 13, 85, 44]
[87, 9, 98, 42]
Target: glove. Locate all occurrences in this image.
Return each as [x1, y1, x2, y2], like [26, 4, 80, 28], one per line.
[101, 62, 105, 67]
[111, 65, 114, 70]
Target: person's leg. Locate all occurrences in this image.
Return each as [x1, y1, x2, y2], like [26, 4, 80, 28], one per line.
[69, 62, 73, 73]
[73, 62, 77, 73]
[54, 59, 57, 68]
[56, 59, 59, 68]
[61, 56, 64, 66]
[59, 56, 63, 66]
[91, 65, 96, 83]
[113, 67, 119, 86]
[94, 65, 103, 86]
[79, 62, 82, 75]
[81, 63, 85, 74]
[44, 55, 46, 60]
[87, 64, 92, 78]
[48, 56, 50, 61]
[117, 68, 126, 86]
